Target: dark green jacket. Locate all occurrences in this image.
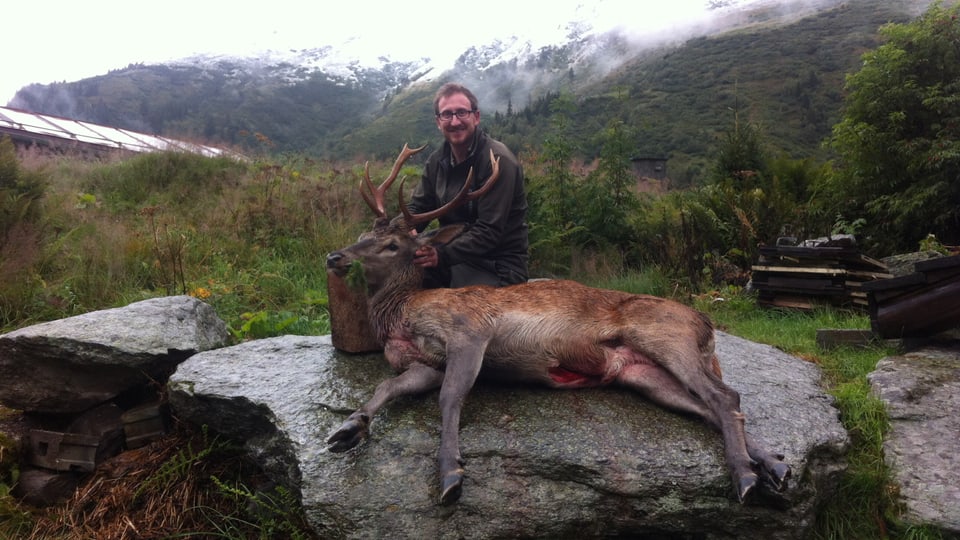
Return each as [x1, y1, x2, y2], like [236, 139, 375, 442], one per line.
[407, 128, 529, 283]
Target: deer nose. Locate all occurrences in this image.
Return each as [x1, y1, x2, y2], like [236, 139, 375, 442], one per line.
[326, 252, 343, 268]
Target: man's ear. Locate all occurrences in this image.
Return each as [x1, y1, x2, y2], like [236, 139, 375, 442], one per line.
[418, 223, 467, 246]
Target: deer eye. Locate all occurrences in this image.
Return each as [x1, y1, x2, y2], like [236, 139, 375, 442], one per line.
[386, 242, 399, 251]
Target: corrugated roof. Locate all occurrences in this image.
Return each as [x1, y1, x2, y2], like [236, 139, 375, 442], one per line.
[0, 106, 236, 158]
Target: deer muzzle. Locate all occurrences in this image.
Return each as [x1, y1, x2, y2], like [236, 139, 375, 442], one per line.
[326, 252, 345, 270]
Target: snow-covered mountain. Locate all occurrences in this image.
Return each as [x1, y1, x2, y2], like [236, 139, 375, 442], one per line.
[5, 0, 933, 159]
[131, 0, 896, 111]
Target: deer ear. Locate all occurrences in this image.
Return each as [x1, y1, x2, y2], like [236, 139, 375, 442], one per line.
[419, 224, 467, 246]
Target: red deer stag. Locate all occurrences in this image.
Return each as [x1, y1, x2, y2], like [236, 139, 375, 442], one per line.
[325, 144, 790, 505]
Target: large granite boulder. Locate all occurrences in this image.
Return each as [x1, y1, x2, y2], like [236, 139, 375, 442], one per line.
[169, 332, 849, 539]
[868, 344, 960, 538]
[0, 296, 230, 414]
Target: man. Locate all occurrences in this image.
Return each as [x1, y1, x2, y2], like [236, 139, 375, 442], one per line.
[407, 82, 529, 288]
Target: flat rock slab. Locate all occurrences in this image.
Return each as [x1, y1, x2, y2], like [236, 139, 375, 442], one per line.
[868, 344, 960, 536]
[168, 331, 848, 539]
[0, 296, 229, 413]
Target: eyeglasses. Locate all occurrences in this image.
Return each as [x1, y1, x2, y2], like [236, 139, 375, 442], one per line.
[436, 109, 477, 122]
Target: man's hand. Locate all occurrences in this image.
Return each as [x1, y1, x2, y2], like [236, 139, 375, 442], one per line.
[413, 245, 439, 268]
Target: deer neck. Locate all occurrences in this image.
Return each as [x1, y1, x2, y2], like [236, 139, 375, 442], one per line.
[367, 265, 424, 342]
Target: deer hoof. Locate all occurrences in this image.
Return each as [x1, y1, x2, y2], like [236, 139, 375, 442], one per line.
[439, 468, 465, 505]
[767, 462, 792, 491]
[737, 473, 759, 503]
[754, 457, 792, 492]
[326, 414, 370, 452]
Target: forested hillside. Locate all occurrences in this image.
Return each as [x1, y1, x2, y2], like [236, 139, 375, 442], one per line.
[9, 0, 923, 181]
[478, 0, 923, 185]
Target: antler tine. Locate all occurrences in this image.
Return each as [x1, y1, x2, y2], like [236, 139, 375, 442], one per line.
[359, 162, 385, 217]
[359, 143, 427, 218]
[400, 149, 501, 227]
[386, 143, 427, 190]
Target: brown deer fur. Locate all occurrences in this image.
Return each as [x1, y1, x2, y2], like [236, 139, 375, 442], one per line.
[325, 145, 790, 505]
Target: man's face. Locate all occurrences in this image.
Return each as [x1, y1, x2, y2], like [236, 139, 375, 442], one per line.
[435, 92, 479, 149]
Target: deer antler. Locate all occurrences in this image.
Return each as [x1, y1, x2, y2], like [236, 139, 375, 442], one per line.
[360, 143, 427, 218]
[398, 149, 501, 227]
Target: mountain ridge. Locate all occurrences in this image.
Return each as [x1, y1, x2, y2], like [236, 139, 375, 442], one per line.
[6, 0, 933, 173]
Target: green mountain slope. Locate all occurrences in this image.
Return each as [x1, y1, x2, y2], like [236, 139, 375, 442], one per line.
[333, 0, 924, 183]
[9, 0, 926, 176]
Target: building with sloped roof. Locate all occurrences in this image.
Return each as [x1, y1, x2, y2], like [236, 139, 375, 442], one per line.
[0, 106, 237, 159]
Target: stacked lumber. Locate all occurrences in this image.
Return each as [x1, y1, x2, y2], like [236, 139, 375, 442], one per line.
[751, 244, 892, 310]
[861, 254, 960, 338]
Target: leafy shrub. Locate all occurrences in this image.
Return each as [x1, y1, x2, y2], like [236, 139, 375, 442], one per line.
[0, 136, 46, 235]
[827, 2, 960, 254]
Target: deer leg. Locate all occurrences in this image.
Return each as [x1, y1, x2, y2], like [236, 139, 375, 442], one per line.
[436, 342, 486, 505]
[327, 362, 444, 452]
[617, 361, 788, 502]
[694, 376, 760, 502]
[617, 364, 791, 493]
[686, 359, 791, 495]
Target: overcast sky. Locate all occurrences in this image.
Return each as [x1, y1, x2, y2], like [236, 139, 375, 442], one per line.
[1, 0, 726, 104]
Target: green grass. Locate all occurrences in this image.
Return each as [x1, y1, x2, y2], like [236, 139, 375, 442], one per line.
[0, 148, 937, 539]
[0, 149, 372, 335]
[587, 265, 681, 299]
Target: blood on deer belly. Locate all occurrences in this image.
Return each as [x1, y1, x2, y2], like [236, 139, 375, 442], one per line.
[548, 343, 657, 389]
[547, 366, 604, 387]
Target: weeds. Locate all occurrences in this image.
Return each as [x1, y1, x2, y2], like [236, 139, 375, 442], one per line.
[202, 477, 313, 540]
[0, 430, 33, 538]
[141, 205, 189, 295]
[0, 147, 940, 538]
[133, 426, 224, 501]
[231, 307, 329, 340]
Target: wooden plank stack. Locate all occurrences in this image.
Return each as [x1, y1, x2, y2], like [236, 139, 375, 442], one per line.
[751, 244, 892, 310]
[861, 254, 960, 338]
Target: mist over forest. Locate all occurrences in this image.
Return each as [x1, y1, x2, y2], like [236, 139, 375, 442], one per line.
[6, 0, 932, 179]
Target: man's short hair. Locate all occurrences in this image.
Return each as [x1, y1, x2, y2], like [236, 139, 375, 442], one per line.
[434, 83, 479, 114]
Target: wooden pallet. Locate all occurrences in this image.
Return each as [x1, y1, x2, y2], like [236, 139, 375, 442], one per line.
[752, 245, 891, 310]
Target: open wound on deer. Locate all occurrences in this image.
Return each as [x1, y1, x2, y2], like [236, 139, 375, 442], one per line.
[548, 366, 598, 385]
[326, 143, 791, 506]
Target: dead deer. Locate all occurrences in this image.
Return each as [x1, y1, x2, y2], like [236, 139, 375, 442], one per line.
[325, 144, 791, 505]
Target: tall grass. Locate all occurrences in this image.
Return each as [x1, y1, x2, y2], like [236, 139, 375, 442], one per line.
[0, 149, 380, 336]
[0, 148, 933, 538]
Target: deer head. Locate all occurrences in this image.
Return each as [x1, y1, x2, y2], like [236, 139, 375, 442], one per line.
[326, 144, 501, 296]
